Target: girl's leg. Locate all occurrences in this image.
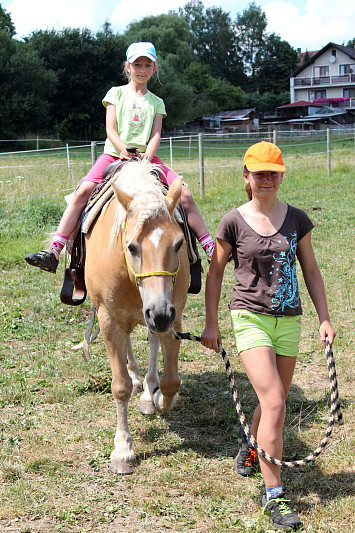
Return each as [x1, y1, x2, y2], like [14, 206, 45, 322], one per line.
[56, 180, 98, 237]
[151, 157, 214, 258]
[239, 347, 297, 488]
[25, 154, 117, 272]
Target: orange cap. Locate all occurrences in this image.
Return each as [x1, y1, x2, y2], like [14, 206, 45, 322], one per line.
[243, 141, 286, 172]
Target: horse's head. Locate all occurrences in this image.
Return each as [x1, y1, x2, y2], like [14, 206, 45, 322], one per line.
[112, 175, 187, 333]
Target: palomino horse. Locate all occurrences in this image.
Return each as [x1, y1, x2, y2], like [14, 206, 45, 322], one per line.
[85, 160, 189, 474]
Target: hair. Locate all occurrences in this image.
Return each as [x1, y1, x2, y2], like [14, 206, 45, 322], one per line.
[243, 165, 253, 201]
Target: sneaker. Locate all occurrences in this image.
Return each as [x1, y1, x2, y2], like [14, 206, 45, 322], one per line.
[262, 493, 302, 530]
[25, 249, 59, 274]
[234, 426, 258, 477]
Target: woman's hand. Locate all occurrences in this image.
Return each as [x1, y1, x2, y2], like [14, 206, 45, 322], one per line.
[201, 324, 221, 353]
[319, 320, 336, 346]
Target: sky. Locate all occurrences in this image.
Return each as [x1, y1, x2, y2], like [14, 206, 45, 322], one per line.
[2, 0, 355, 52]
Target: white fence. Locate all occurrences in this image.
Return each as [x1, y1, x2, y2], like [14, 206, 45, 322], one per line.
[1, 129, 354, 204]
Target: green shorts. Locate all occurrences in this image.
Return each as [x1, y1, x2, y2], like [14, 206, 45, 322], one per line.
[230, 309, 302, 357]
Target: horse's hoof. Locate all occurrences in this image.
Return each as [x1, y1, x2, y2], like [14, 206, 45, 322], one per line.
[109, 460, 135, 475]
[132, 382, 143, 396]
[139, 400, 156, 415]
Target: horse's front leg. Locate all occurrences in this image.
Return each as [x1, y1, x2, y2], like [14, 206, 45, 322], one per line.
[98, 308, 136, 475]
[127, 335, 142, 396]
[154, 330, 181, 412]
[139, 331, 160, 415]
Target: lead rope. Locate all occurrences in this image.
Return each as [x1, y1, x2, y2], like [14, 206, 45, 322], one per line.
[174, 332, 343, 467]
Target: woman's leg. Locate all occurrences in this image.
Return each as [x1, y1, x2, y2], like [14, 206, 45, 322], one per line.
[239, 347, 297, 488]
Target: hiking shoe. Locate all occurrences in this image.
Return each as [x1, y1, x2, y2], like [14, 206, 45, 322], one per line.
[234, 426, 258, 477]
[25, 249, 59, 273]
[262, 493, 302, 530]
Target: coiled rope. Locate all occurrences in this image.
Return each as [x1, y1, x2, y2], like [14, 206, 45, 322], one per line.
[174, 332, 343, 467]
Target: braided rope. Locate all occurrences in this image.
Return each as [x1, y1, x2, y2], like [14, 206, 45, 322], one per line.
[174, 332, 343, 467]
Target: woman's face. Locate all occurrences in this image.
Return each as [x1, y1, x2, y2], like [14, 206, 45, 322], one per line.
[244, 170, 284, 197]
[126, 56, 157, 84]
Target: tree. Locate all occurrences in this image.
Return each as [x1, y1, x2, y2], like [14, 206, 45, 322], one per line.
[179, 1, 245, 86]
[148, 59, 194, 128]
[257, 34, 298, 94]
[244, 91, 290, 112]
[182, 62, 244, 117]
[234, 2, 267, 83]
[26, 27, 126, 138]
[346, 38, 355, 48]
[0, 31, 56, 137]
[0, 4, 15, 37]
[123, 14, 195, 72]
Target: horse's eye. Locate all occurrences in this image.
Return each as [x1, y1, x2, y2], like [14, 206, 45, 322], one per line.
[174, 235, 184, 253]
[127, 242, 140, 256]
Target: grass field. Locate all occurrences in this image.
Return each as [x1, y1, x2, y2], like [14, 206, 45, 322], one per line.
[0, 140, 354, 532]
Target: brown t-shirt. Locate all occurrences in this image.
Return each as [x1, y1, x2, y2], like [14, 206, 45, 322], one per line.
[216, 204, 314, 316]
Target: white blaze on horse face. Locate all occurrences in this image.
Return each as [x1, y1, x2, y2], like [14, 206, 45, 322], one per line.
[149, 227, 164, 249]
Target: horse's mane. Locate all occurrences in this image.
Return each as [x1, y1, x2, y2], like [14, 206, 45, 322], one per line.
[109, 160, 170, 252]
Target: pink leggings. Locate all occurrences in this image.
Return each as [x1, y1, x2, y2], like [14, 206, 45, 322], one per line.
[82, 153, 179, 186]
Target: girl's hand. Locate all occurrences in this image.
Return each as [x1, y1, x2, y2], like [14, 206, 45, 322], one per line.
[201, 324, 221, 353]
[119, 147, 137, 160]
[319, 320, 336, 346]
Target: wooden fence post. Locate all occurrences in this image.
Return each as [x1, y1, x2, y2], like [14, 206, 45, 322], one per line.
[273, 127, 278, 145]
[91, 141, 97, 166]
[66, 143, 70, 170]
[198, 132, 205, 198]
[169, 137, 173, 169]
[327, 128, 331, 177]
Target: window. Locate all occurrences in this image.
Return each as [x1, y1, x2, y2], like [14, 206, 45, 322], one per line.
[309, 90, 327, 100]
[343, 88, 355, 98]
[313, 66, 329, 77]
[339, 64, 354, 75]
[331, 49, 337, 58]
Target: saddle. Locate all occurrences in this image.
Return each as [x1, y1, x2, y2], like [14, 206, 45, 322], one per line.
[60, 161, 202, 306]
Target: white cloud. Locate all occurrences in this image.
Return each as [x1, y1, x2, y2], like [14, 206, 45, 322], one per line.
[8, 0, 96, 38]
[111, 0, 172, 31]
[4, 0, 355, 50]
[263, 0, 355, 50]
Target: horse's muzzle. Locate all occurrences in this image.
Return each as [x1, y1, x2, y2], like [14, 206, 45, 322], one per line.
[144, 303, 176, 333]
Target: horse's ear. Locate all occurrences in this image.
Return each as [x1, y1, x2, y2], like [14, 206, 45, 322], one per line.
[112, 181, 133, 211]
[165, 177, 182, 214]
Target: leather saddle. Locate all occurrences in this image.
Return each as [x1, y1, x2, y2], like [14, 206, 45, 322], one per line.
[60, 160, 202, 306]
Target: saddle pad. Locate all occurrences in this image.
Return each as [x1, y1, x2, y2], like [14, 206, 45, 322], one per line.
[82, 177, 116, 234]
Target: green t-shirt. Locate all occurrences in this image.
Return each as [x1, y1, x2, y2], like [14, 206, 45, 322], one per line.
[102, 85, 166, 156]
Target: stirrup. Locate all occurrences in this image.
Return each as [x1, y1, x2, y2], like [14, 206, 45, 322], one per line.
[60, 266, 87, 306]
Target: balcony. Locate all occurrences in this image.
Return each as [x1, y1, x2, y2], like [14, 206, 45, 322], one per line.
[294, 74, 355, 87]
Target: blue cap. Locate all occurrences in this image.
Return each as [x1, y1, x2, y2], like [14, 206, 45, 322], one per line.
[126, 42, 157, 63]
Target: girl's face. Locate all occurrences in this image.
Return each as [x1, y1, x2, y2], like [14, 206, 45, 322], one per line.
[243, 170, 284, 197]
[126, 56, 157, 84]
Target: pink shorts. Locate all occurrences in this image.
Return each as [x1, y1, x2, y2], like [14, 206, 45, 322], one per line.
[82, 153, 178, 186]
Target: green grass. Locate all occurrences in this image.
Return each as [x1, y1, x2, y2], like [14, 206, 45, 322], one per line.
[0, 141, 354, 532]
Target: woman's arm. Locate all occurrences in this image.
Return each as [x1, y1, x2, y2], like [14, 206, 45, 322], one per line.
[142, 114, 163, 161]
[106, 103, 133, 160]
[297, 231, 336, 345]
[201, 238, 232, 353]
